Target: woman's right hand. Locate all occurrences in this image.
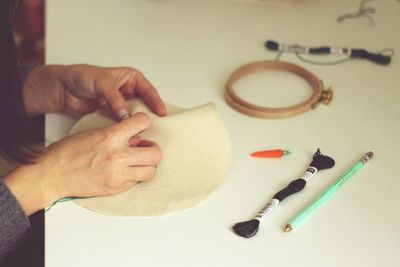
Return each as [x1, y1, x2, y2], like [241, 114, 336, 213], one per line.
[3, 113, 161, 216]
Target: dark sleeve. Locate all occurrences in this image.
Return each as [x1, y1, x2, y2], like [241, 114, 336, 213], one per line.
[0, 179, 31, 260]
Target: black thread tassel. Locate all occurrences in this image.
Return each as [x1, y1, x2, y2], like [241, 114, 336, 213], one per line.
[232, 149, 335, 238]
[265, 40, 392, 65]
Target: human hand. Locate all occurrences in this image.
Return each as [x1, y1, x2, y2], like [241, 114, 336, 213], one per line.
[23, 64, 166, 120]
[3, 113, 162, 216]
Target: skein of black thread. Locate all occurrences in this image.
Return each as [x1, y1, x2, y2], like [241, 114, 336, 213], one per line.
[232, 149, 335, 238]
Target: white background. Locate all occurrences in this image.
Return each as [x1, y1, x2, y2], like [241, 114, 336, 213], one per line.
[46, 1, 400, 266]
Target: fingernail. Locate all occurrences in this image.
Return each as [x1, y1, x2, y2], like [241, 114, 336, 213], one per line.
[117, 109, 131, 121]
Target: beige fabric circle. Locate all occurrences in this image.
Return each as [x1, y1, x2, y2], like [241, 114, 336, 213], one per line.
[69, 99, 232, 217]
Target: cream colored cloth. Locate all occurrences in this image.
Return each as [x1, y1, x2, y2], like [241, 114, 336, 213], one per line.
[69, 99, 231, 216]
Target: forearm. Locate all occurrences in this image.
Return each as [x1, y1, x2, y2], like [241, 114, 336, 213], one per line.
[22, 65, 65, 117]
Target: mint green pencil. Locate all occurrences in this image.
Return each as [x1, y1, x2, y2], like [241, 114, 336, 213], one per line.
[284, 151, 374, 232]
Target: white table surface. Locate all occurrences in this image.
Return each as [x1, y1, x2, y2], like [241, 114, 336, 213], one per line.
[45, 1, 400, 266]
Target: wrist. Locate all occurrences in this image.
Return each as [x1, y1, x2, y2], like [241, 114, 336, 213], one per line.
[3, 163, 59, 216]
[22, 65, 66, 116]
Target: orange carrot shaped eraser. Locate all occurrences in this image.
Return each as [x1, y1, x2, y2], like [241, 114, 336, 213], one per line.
[250, 149, 291, 158]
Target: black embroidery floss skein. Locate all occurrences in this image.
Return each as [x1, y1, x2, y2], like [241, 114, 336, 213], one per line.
[232, 149, 335, 238]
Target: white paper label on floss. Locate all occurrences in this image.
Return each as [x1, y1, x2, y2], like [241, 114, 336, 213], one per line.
[300, 167, 318, 182]
[256, 198, 280, 220]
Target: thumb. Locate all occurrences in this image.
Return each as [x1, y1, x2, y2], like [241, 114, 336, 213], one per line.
[108, 112, 151, 141]
[98, 78, 130, 121]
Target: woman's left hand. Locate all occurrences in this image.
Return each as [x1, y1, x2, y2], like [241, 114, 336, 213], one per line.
[23, 64, 166, 120]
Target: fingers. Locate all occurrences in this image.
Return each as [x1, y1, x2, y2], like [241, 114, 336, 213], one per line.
[128, 136, 158, 148]
[98, 78, 130, 121]
[107, 145, 161, 193]
[123, 165, 157, 183]
[108, 112, 151, 141]
[97, 68, 166, 119]
[125, 72, 167, 116]
[103, 113, 161, 165]
[103, 164, 157, 195]
[128, 135, 141, 147]
[110, 165, 157, 194]
[123, 142, 162, 166]
[137, 139, 157, 148]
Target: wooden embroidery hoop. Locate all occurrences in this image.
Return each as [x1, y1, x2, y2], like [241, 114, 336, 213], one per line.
[225, 60, 333, 119]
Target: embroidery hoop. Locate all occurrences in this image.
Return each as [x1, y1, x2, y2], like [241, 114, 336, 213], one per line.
[225, 60, 333, 118]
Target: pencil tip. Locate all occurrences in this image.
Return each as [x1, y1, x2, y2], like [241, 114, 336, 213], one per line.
[284, 224, 292, 232]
